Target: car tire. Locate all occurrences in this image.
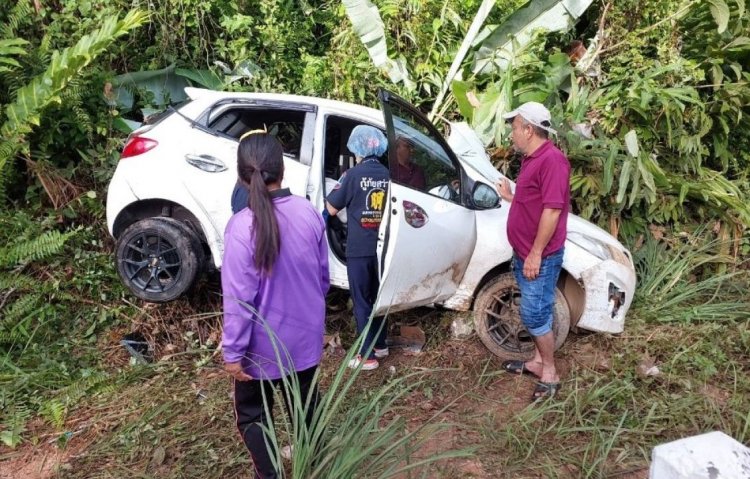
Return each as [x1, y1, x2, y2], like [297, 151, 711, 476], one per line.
[473, 272, 570, 360]
[116, 218, 203, 302]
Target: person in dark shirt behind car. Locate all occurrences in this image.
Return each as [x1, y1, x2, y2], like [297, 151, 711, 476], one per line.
[391, 136, 426, 190]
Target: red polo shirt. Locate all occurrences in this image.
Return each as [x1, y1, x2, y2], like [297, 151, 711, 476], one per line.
[507, 140, 570, 260]
[392, 161, 426, 190]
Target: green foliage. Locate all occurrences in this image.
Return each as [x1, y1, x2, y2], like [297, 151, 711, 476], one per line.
[0, 38, 28, 72]
[255, 319, 472, 478]
[342, 0, 414, 90]
[631, 231, 750, 323]
[0, 8, 147, 201]
[0, 207, 129, 447]
[0, 229, 76, 268]
[471, 0, 592, 75]
[445, 0, 750, 233]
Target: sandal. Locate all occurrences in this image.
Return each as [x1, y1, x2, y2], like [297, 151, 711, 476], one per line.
[531, 381, 560, 401]
[501, 360, 540, 379]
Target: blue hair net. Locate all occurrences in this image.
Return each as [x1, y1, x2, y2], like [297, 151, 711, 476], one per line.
[347, 125, 388, 158]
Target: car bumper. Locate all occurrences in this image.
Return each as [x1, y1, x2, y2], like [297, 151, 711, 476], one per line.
[106, 166, 140, 237]
[575, 257, 636, 334]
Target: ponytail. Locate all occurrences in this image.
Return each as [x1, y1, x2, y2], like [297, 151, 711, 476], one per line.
[237, 133, 284, 274]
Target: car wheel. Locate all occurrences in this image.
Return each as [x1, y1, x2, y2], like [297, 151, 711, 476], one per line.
[473, 272, 570, 360]
[116, 218, 203, 302]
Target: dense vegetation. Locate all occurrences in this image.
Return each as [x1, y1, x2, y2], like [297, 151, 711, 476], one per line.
[0, 0, 748, 476]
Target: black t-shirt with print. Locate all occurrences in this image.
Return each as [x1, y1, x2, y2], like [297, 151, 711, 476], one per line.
[327, 157, 390, 258]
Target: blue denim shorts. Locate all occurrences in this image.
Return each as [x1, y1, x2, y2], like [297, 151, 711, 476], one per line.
[512, 248, 564, 337]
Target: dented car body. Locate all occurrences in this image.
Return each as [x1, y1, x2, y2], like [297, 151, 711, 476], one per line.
[106, 88, 636, 359]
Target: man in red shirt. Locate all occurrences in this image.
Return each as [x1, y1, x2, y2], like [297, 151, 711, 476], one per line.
[391, 137, 426, 190]
[496, 102, 570, 401]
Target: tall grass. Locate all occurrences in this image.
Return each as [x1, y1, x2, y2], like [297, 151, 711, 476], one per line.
[237, 302, 473, 478]
[631, 233, 750, 323]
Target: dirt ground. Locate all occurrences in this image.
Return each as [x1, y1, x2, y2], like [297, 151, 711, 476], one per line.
[0, 303, 648, 479]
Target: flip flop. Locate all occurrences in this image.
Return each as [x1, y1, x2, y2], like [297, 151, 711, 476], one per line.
[501, 360, 541, 379]
[531, 381, 560, 401]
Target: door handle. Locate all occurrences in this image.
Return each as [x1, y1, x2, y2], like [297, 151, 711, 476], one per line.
[185, 154, 227, 173]
[403, 200, 428, 228]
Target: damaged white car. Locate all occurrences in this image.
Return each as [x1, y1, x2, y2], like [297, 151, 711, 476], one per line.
[106, 87, 636, 359]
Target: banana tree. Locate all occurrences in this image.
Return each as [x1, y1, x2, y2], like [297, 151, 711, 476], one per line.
[341, 0, 414, 90]
[429, 0, 594, 119]
[471, 0, 594, 75]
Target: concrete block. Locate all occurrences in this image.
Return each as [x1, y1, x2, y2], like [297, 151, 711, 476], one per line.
[649, 431, 750, 479]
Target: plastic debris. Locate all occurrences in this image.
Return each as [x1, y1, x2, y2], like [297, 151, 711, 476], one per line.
[120, 332, 152, 364]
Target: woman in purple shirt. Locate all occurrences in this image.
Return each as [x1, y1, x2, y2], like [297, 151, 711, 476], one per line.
[222, 132, 329, 479]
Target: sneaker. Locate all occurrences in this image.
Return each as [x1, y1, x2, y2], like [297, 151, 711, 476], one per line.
[347, 355, 379, 370]
[374, 347, 389, 359]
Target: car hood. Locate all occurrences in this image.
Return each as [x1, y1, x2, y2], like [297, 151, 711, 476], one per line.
[447, 122, 503, 183]
[447, 121, 629, 252]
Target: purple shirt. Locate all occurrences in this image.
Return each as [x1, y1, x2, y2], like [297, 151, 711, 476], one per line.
[221, 191, 330, 379]
[507, 140, 570, 260]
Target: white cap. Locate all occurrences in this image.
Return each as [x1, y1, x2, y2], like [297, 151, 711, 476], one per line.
[502, 102, 557, 135]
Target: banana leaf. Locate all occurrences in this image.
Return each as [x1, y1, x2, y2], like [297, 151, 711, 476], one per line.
[109, 64, 189, 111]
[472, 0, 594, 75]
[342, 0, 413, 90]
[429, 0, 496, 120]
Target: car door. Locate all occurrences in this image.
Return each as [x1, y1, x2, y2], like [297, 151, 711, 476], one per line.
[373, 89, 477, 315]
[180, 101, 315, 255]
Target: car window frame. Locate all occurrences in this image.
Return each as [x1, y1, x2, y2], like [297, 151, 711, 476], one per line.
[378, 89, 468, 206]
[196, 99, 317, 167]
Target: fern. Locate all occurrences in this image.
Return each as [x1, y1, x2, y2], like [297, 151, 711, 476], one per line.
[2, 10, 147, 137]
[39, 400, 66, 429]
[0, 329, 27, 345]
[0, 292, 42, 344]
[0, 38, 27, 73]
[0, 229, 76, 268]
[0, 405, 30, 448]
[59, 78, 94, 138]
[0, 0, 35, 39]
[0, 273, 35, 292]
[1, 292, 41, 322]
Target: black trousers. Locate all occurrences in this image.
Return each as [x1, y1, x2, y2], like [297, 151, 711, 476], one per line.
[346, 255, 387, 358]
[233, 365, 319, 479]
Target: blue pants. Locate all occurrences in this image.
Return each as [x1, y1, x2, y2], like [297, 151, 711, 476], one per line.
[512, 248, 564, 337]
[347, 256, 387, 359]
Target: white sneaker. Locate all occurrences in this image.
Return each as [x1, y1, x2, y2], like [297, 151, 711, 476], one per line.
[374, 347, 389, 359]
[347, 355, 379, 370]
[280, 445, 293, 460]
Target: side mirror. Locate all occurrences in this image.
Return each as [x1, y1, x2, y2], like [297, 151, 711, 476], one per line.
[471, 182, 500, 210]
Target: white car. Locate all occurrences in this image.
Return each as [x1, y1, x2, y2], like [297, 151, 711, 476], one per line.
[106, 87, 636, 359]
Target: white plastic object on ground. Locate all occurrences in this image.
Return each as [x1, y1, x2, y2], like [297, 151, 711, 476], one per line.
[649, 431, 750, 479]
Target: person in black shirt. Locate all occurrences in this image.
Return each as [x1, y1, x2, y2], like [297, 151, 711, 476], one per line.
[326, 125, 390, 371]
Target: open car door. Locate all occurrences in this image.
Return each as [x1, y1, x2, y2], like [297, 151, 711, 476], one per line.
[373, 89, 477, 315]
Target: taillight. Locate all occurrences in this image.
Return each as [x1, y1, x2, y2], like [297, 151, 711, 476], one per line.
[121, 136, 158, 159]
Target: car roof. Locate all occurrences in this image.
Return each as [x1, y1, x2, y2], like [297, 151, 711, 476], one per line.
[185, 87, 383, 119]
